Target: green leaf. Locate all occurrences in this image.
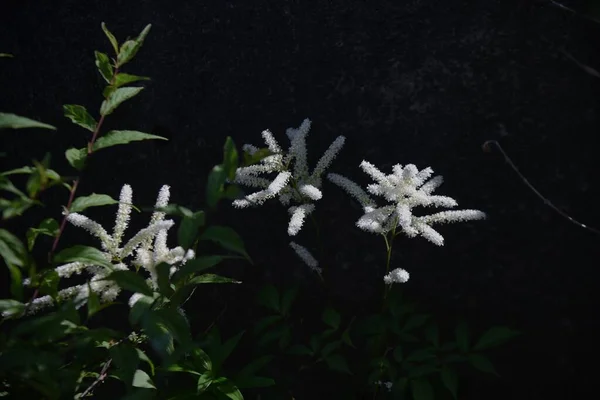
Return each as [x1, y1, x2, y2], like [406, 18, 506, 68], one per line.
[324, 354, 351, 374]
[236, 355, 273, 378]
[101, 22, 119, 55]
[70, 193, 118, 213]
[468, 354, 498, 376]
[136, 348, 155, 375]
[104, 270, 153, 296]
[200, 226, 251, 262]
[113, 73, 151, 88]
[95, 51, 114, 83]
[454, 321, 470, 352]
[190, 347, 212, 371]
[0, 53, 14, 58]
[206, 164, 226, 208]
[286, 344, 313, 356]
[26, 218, 59, 251]
[410, 378, 434, 400]
[222, 137, 238, 181]
[39, 270, 59, 299]
[129, 294, 155, 325]
[0, 112, 56, 130]
[173, 255, 223, 283]
[133, 369, 156, 389]
[402, 314, 430, 332]
[214, 331, 245, 370]
[87, 282, 101, 318]
[54, 245, 113, 269]
[440, 365, 458, 399]
[216, 382, 244, 400]
[93, 129, 167, 151]
[116, 24, 151, 67]
[63, 104, 97, 132]
[178, 210, 205, 249]
[257, 284, 279, 313]
[197, 373, 213, 393]
[280, 286, 298, 316]
[188, 274, 241, 285]
[322, 307, 341, 330]
[155, 263, 174, 297]
[473, 326, 520, 351]
[155, 308, 192, 346]
[110, 342, 140, 385]
[65, 147, 87, 171]
[100, 87, 144, 116]
[393, 346, 403, 363]
[320, 340, 341, 357]
[0, 299, 25, 318]
[424, 323, 440, 347]
[0, 228, 27, 267]
[7, 264, 23, 300]
[253, 315, 282, 335]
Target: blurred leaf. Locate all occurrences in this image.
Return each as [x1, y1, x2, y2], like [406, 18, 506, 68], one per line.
[65, 147, 87, 170]
[104, 270, 153, 296]
[253, 315, 282, 335]
[93, 130, 167, 151]
[200, 226, 251, 262]
[70, 193, 118, 213]
[440, 365, 458, 399]
[7, 264, 23, 300]
[113, 73, 151, 88]
[155, 262, 174, 297]
[468, 354, 498, 376]
[206, 164, 226, 208]
[101, 22, 119, 54]
[0, 53, 13, 58]
[178, 211, 205, 249]
[216, 381, 244, 400]
[100, 87, 144, 116]
[393, 346, 403, 363]
[410, 378, 434, 400]
[287, 344, 313, 356]
[222, 137, 238, 181]
[280, 286, 298, 316]
[424, 323, 440, 347]
[39, 270, 59, 299]
[188, 274, 241, 285]
[324, 354, 351, 374]
[0, 113, 56, 130]
[0, 228, 27, 267]
[87, 282, 101, 318]
[136, 348, 155, 375]
[320, 340, 341, 357]
[117, 24, 151, 67]
[95, 51, 114, 83]
[0, 299, 25, 318]
[454, 321, 470, 352]
[129, 294, 155, 325]
[26, 218, 59, 251]
[473, 326, 520, 351]
[63, 104, 97, 132]
[54, 245, 113, 269]
[257, 284, 279, 313]
[402, 314, 429, 332]
[322, 307, 341, 330]
[234, 375, 274, 389]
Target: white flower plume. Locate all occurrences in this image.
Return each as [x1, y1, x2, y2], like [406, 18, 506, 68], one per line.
[328, 161, 486, 246]
[233, 118, 345, 237]
[15, 184, 195, 317]
[383, 268, 410, 285]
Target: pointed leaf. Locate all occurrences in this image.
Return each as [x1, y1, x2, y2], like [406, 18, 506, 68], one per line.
[173, 255, 223, 283]
[468, 354, 498, 376]
[63, 104, 97, 132]
[87, 282, 101, 318]
[113, 73, 151, 88]
[101, 22, 119, 54]
[222, 137, 238, 181]
[410, 378, 434, 400]
[54, 245, 113, 269]
[70, 193, 118, 213]
[440, 365, 458, 399]
[322, 307, 341, 330]
[206, 164, 226, 208]
[26, 218, 59, 251]
[473, 326, 520, 351]
[100, 87, 144, 116]
[0, 113, 56, 130]
[93, 129, 167, 151]
[65, 147, 86, 170]
[200, 226, 251, 262]
[454, 321, 470, 352]
[216, 381, 243, 400]
[117, 24, 151, 67]
[0, 228, 27, 267]
[188, 274, 240, 285]
[95, 51, 113, 83]
[177, 211, 205, 249]
[132, 369, 156, 389]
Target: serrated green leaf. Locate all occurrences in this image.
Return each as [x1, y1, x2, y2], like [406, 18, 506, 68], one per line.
[70, 193, 118, 213]
[103, 270, 153, 296]
[440, 365, 458, 399]
[0, 113, 56, 130]
[100, 87, 144, 116]
[113, 73, 150, 88]
[101, 22, 119, 55]
[63, 104, 97, 132]
[468, 354, 498, 376]
[0, 228, 27, 267]
[473, 326, 520, 351]
[93, 129, 167, 151]
[54, 245, 113, 269]
[188, 274, 241, 285]
[322, 307, 341, 330]
[200, 226, 251, 262]
[95, 51, 114, 83]
[117, 24, 151, 67]
[410, 378, 434, 400]
[206, 164, 226, 208]
[65, 147, 87, 170]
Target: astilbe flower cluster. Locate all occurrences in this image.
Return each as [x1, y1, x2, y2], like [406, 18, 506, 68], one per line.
[232, 119, 345, 272]
[19, 184, 195, 315]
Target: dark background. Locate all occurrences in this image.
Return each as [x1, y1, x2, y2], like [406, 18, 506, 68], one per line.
[1, 0, 600, 399]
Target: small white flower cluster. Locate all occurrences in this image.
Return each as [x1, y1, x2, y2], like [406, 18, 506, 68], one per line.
[375, 380, 393, 392]
[19, 184, 195, 315]
[233, 119, 345, 271]
[328, 161, 486, 246]
[383, 268, 410, 285]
